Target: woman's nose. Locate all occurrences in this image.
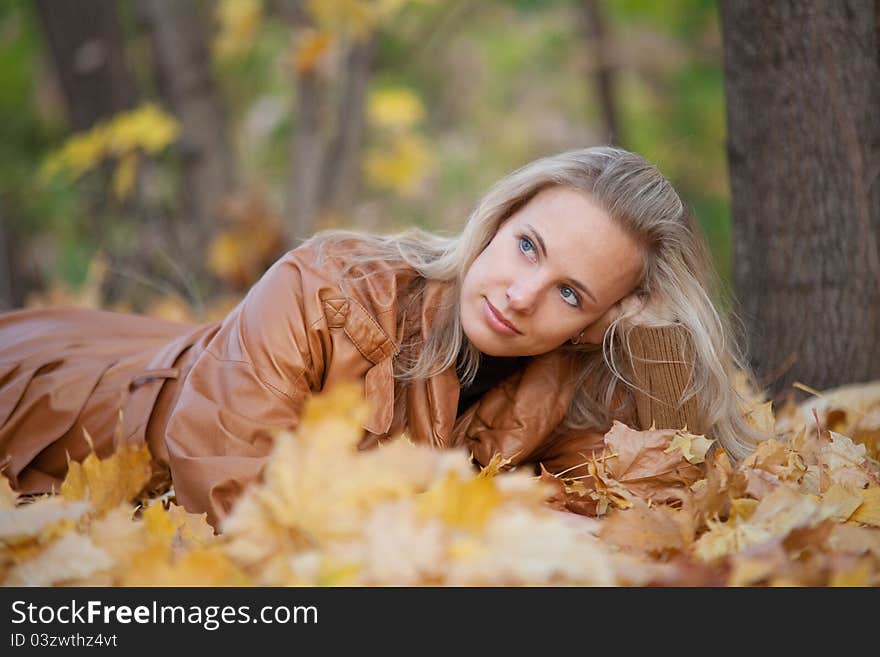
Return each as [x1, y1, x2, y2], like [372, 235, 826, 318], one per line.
[506, 277, 541, 313]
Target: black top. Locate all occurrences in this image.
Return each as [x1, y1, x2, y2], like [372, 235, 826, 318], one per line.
[456, 348, 529, 418]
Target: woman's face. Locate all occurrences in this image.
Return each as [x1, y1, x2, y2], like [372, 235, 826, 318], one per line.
[460, 185, 645, 357]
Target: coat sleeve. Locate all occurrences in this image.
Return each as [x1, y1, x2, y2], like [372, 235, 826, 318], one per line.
[624, 323, 702, 434]
[534, 323, 703, 479]
[163, 254, 327, 532]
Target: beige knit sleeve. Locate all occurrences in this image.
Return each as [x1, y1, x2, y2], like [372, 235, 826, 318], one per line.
[623, 323, 705, 434]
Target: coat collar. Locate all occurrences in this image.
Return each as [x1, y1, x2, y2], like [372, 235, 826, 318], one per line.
[356, 273, 581, 466]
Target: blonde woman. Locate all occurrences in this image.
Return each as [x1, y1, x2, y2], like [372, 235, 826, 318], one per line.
[0, 146, 763, 531]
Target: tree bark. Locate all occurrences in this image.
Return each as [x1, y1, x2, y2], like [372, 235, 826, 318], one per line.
[579, 0, 621, 145]
[720, 1, 880, 399]
[34, 0, 139, 131]
[287, 66, 328, 245]
[319, 35, 377, 219]
[138, 0, 236, 249]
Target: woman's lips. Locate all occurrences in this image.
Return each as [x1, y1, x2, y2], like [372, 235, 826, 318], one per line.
[482, 298, 521, 336]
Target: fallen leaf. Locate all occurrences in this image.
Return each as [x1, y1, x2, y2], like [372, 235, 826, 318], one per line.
[599, 499, 694, 555]
[603, 421, 703, 503]
[851, 487, 880, 527]
[60, 436, 152, 515]
[664, 430, 715, 464]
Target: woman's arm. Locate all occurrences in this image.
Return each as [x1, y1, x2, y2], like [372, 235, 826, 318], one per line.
[625, 322, 703, 434]
[533, 321, 704, 479]
[162, 251, 326, 532]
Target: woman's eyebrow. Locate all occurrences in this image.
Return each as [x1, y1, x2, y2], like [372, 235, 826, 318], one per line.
[524, 223, 598, 304]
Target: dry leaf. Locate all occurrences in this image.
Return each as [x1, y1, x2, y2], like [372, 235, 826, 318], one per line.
[599, 499, 694, 555]
[851, 487, 880, 527]
[664, 430, 715, 464]
[61, 437, 152, 515]
[603, 421, 703, 503]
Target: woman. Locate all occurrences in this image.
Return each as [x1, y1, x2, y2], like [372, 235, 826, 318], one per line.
[0, 146, 763, 531]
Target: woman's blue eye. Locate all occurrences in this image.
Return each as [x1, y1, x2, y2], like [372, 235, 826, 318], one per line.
[560, 286, 580, 307]
[518, 235, 536, 256]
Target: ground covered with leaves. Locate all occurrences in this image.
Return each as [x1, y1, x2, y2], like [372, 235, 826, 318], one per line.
[1, 381, 879, 586]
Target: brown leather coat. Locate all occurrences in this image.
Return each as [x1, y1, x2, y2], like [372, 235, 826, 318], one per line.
[0, 238, 700, 530]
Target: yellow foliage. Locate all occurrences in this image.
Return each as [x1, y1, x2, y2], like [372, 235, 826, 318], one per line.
[305, 0, 414, 42]
[112, 151, 139, 201]
[364, 132, 433, 196]
[851, 487, 880, 527]
[214, 0, 264, 58]
[368, 87, 426, 130]
[60, 434, 153, 515]
[5, 374, 880, 586]
[42, 103, 180, 200]
[417, 471, 501, 532]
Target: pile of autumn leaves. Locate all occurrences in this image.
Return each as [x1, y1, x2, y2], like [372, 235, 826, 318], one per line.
[1, 382, 879, 586]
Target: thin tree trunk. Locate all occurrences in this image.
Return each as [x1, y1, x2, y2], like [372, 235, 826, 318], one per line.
[287, 67, 328, 244]
[34, 0, 139, 130]
[579, 0, 621, 145]
[720, 1, 880, 400]
[319, 36, 378, 219]
[138, 0, 236, 253]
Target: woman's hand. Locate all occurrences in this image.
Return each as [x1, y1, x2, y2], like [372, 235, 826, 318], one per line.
[575, 292, 677, 345]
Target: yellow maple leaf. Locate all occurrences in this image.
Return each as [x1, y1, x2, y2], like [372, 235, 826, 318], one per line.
[167, 503, 216, 547]
[60, 435, 153, 515]
[664, 430, 715, 464]
[141, 501, 178, 545]
[851, 487, 880, 527]
[478, 453, 514, 478]
[818, 483, 864, 522]
[417, 470, 501, 532]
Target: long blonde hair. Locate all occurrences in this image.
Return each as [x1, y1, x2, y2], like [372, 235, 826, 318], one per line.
[303, 146, 765, 461]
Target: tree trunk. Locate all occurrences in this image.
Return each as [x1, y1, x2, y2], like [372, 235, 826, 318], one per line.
[287, 65, 328, 245]
[720, 0, 880, 399]
[319, 35, 377, 220]
[138, 0, 236, 254]
[34, 0, 139, 131]
[579, 0, 621, 145]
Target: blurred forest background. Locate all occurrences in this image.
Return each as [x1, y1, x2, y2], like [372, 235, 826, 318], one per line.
[2, 0, 877, 401]
[0, 0, 730, 319]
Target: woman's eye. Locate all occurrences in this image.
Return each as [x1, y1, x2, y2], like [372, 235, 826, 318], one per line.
[560, 286, 580, 307]
[518, 235, 536, 257]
